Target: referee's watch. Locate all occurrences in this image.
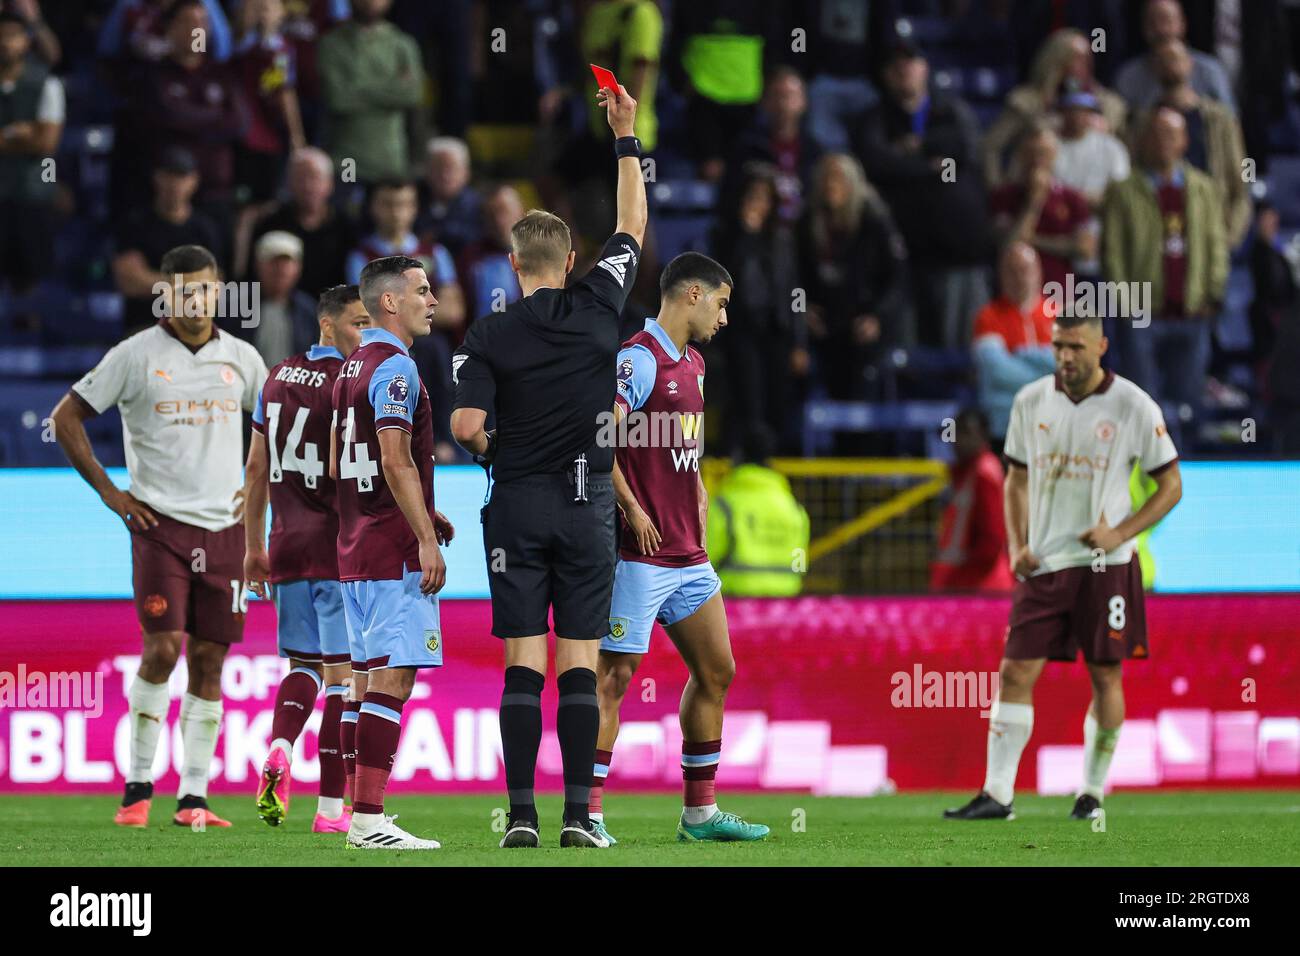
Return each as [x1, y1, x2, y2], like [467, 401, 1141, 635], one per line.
[614, 135, 642, 160]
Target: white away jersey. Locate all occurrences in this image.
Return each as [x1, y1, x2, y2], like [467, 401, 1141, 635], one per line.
[72, 321, 268, 531]
[1002, 371, 1177, 574]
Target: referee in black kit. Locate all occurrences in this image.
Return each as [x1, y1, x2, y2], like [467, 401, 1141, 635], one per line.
[450, 82, 646, 848]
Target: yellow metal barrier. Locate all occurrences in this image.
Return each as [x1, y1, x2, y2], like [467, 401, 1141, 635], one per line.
[704, 457, 950, 593]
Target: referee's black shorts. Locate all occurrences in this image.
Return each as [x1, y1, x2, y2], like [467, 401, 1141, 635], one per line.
[481, 472, 616, 640]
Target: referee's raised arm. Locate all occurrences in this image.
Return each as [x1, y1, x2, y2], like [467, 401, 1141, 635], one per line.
[599, 83, 647, 249]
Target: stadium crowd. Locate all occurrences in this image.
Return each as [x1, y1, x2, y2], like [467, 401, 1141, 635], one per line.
[2, 0, 1300, 463]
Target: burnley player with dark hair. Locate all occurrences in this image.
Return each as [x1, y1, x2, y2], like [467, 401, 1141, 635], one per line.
[590, 252, 769, 844]
[331, 255, 454, 850]
[242, 285, 370, 833]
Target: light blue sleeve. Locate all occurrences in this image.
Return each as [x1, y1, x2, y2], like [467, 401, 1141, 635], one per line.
[369, 354, 420, 428]
[97, 0, 131, 58]
[200, 0, 234, 62]
[344, 250, 365, 286]
[432, 244, 457, 285]
[251, 387, 265, 428]
[615, 344, 656, 413]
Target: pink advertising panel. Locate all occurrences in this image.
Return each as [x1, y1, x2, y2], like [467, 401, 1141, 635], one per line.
[2, 596, 1297, 794]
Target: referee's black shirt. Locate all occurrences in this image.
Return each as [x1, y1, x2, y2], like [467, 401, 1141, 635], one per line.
[451, 232, 640, 482]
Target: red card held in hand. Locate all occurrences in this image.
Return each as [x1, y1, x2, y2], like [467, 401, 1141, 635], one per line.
[590, 63, 620, 91]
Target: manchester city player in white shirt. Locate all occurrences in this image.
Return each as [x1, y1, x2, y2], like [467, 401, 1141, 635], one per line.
[945, 310, 1182, 822]
[51, 244, 268, 830]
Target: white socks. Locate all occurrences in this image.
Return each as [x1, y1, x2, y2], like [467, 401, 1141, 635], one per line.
[126, 676, 170, 784]
[177, 693, 223, 799]
[983, 699, 1033, 806]
[317, 797, 344, 819]
[682, 803, 718, 825]
[1081, 710, 1122, 801]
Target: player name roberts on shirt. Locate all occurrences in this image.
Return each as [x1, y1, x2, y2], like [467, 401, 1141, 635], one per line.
[71, 319, 268, 532]
[251, 343, 345, 583]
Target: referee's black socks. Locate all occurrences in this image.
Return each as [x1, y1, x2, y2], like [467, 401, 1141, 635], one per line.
[500, 665, 544, 825]
[556, 667, 599, 827]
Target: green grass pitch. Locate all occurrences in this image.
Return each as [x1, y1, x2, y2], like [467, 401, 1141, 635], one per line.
[3, 792, 1298, 866]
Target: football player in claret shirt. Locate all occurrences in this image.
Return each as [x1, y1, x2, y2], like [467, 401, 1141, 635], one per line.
[242, 285, 370, 832]
[331, 255, 454, 850]
[590, 253, 769, 844]
[945, 312, 1182, 822]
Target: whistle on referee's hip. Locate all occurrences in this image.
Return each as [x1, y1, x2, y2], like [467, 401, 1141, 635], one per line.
[570, 453, 589, 504]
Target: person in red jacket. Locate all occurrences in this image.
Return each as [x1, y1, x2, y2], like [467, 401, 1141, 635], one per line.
[930, 408, 1014, 593]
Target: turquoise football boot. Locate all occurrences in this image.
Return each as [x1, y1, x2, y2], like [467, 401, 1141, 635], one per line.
[676, 809, 770, 842]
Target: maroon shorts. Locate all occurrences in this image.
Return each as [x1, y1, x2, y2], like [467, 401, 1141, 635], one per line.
[130, 510, 247, 645]
[1005, 559, 1147, 664]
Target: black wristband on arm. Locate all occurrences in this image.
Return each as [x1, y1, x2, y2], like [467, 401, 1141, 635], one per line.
[614, 135, 642, 159]
[473, 429, 497, 470]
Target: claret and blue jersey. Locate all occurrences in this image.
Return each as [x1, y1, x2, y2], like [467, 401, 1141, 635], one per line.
[331, 327, 442, 672]
[603, 318, 720, 656]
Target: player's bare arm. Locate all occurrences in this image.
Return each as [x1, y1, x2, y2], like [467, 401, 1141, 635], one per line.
[377, 427, 445, 595]
[242, 435, 271, 599]
[1004, 462, 1038, 578]
[613, 457, 660, 556]
[1079, 461, 1183, 553]
[328, 424, 338, 481]
[597, 83, 647, 247]
[450, 407, 490, 457]
[50, 391, 158, 530]
[609, 402, 659, 555]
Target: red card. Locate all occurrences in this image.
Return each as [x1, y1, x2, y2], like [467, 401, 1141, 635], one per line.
[590, 63, 620, 92]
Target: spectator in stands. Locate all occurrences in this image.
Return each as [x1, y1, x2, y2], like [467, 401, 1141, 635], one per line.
[417, 136, 482, 259]
[5, 0, 59, 67]
[112, 147, 223, 334]
[799, 0, 897, 151]
[982, 28, 1126, 187]
[1184, 0, 1291, 176]
[707, 425, 810, 598]
[855, 38, 991, 349]
[248, 146, 354, 298]
[231, 0, 305, 205]
[971, 242, 1057, 441]
[1052, 82, 1131, 208]
[1250, 201, 1298, 385]
[1130, 38, 1250, 249]
[724, 66, 821, 225]
[121, 0, 247, 234]
[318, 0, 425, 185]
[457, 183, 524, 323]
[1113, 0, 1235, 111]
[797, 153, 908, 401]
[98, 0, 233, 64]
[278, 0, 345, 143]
[667, 1, 784, 182]
[244, 230, 317, 367]
[711, 161, 800, 455]
[346, 180, 464, 330]
[929, 408, 1012, 594]
[989, 125, 1095, 294]
[580, 0, 662, 152]
[1102, 107, 1228, 415]
[0, 9, 63, 294]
